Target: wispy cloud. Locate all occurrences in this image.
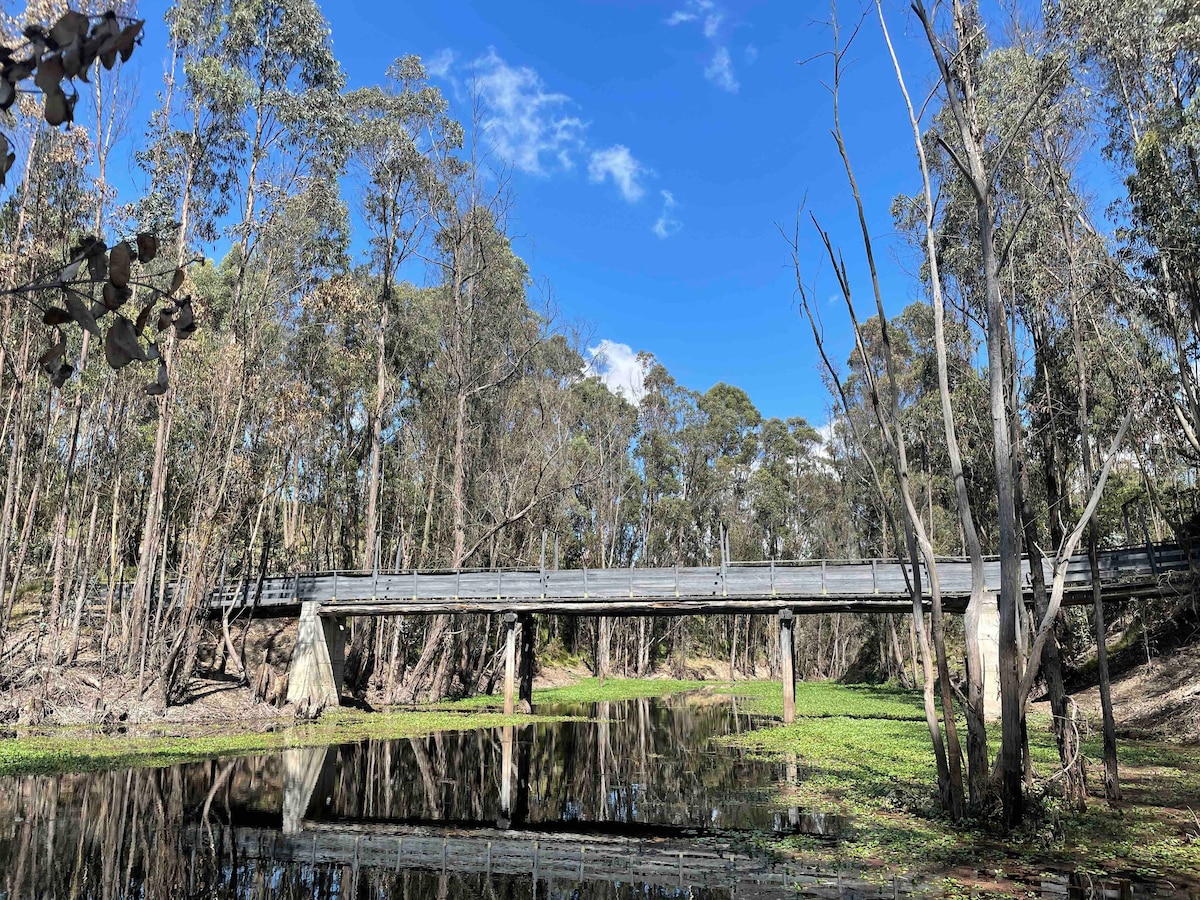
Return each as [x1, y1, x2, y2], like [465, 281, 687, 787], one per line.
[667, 0, 739, 93]
[429, 49, 669, 230]
[585, 340, 649, 404]
[652, 190, 682, 239]
[424, 48, 456, 79]
[588, 145, 647, 203]
[471, 48, 586, 174]
[704, 46, 738, 92]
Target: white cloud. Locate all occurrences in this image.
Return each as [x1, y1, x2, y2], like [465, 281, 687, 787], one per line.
[744, 44, 758, 64]
[705, 46, 738, 92]
[424, 48, 456, 79]
[432, 49, 664, 227]
[586, 340, 648, 404]
[472, 48, 586, 175]
[588, 145, 647, 203]
[667, 0, 739, 93]
[652, 190, 682, 238]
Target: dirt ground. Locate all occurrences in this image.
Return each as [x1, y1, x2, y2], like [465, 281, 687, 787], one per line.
[1065, 639, 1200, 742]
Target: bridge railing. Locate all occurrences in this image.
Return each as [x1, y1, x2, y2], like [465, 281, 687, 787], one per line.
[197, 542, 1195, 611]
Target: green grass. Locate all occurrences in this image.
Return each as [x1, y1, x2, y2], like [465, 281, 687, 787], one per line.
[440, 676, 711, 709]
[0, 708, 545, 777]
[725, 679, 929, 721]
[722, 682, 1200, 884]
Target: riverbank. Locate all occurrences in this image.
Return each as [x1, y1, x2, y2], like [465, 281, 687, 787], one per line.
[724, 680, 1200, 889]
[0, 707, 546, 776]
[0, 676, 708, 777]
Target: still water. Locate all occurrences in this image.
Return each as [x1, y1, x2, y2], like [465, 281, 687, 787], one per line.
[0, 694, 1185, 899]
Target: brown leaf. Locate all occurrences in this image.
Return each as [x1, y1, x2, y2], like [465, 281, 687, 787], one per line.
[108, 241, 131, 289]
[50, 361, 73, 388]
[43, 85, 72, 126]
[86, 240, 108, 282]
[43, 307, 72, 326]
[48, 11, 89, 49]
[134, 299, 155, 335]
[104, 316, 147, 369]
[61, 35, 84, 79]
[64, 290, 100, 336]
[39, 335, 66, 374]
[136, 232, 157, 263]
[102, 281, 130, 310]
[34, 52, 63, 94]
[112, 21, 143, 64]
[174, 297, 197, 339]
[167, 267, 185, 295]
[146, 359, 168, 396]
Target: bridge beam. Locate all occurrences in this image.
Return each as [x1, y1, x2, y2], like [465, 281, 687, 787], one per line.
[779, 609, 796, 724]
[286, 602, 345, 711]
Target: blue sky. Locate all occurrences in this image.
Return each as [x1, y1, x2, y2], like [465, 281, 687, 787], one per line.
[118, 0, 1098, 426]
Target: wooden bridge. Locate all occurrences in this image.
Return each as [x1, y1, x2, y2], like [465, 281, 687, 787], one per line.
[201, 543, 1193, 719]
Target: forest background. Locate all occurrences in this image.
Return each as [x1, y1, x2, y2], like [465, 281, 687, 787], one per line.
[0, 0, 1196, 828]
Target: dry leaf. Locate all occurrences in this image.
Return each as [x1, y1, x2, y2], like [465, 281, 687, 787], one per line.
[104, 316, 147, 369]
[39, 335, 66, 374]
[134, 299, 155, 335]
[48, 11, 89, 49]
[102, 281, 130, 310]
[112, 21, 143, 63]
[136, 232, 157, 263]
[64, 290, 100, 336]
[108, 241, 131, 288]
[174, 298, 197, 338]
[146, 358, 168, 396]
[34, 52, 63, 94]
[43, 85, 72, 126]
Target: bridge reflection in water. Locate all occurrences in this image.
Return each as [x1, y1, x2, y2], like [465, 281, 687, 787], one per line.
[0, 696, 1181, 899]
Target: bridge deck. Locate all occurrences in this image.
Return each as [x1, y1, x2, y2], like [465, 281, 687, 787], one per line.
[205, 544, 1193, 617]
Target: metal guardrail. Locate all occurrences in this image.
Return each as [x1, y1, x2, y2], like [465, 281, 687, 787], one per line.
[187, 542, 1194, 614]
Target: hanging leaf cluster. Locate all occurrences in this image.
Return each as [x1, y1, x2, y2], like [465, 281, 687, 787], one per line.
[0, 9, 144, 184]
[35, 233, 197, 393]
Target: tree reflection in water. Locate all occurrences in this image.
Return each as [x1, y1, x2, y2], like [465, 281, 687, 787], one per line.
[0, 695, 1164, 899]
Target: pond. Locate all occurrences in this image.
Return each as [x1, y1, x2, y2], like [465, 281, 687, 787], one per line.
[0, 692, 1186, 898]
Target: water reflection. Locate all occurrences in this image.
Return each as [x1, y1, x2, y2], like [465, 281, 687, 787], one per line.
[0, 695, 1187, 899]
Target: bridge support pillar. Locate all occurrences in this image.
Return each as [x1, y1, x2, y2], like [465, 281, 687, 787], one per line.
[518, 613, 535, 710]
[282, 746, 332, 834]
[979, 593, 1001, 720]
[499, 724, 515, 827]
[502, 613, 518, 715]
[779, 609, 796, 724]
[286, 601, 345, 710]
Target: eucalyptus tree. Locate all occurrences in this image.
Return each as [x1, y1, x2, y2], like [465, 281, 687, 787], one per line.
[138, 0, 348, 704]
